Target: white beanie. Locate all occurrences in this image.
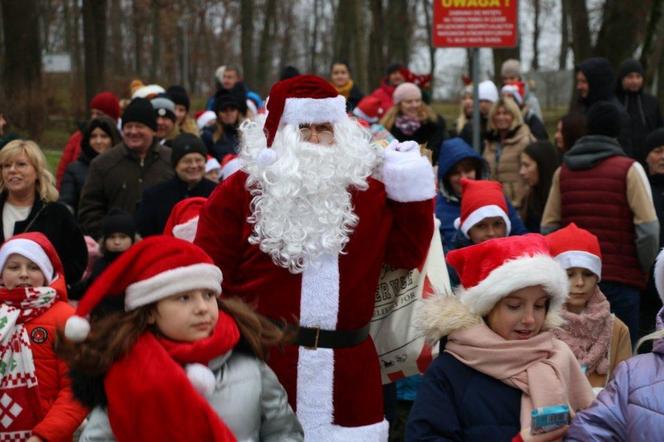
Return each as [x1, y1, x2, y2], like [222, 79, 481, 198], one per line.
[478, 80, 499, 103]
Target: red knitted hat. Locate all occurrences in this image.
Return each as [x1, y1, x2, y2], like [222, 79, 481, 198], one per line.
[90, 91, 121, 121]
[545, 223, 602, 279]
[263, 74, 347, 147]
[446, 234, 569, 320]
[454, 178, 510, 237]
[0, 232, 64, 285]
[64, 235, 222, 341]
[163, 197, 208, 242]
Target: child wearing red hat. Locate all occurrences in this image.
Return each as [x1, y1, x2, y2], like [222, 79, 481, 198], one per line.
[0, 232, 88, 441]
[59, 236, 302, 442]
[407, 234, 594, 441]
[546, 223, 631, 390]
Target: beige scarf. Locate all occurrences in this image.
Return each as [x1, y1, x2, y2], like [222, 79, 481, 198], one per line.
[446, 323, 594, 428]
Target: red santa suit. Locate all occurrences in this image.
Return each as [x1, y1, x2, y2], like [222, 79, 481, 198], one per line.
[195, 75, 435, 441]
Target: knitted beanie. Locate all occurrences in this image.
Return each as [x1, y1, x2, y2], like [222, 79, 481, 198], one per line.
[393, 82, 422, 104]
[170, 133, 207, 168]
[122, 98, 157, 131]
[90, 92, 121, 121]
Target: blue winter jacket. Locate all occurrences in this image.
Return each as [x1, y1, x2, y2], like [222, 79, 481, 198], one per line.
[435, 138, 527, 251]
[406, 350, 522, 441]
[566, 307, 664, 441]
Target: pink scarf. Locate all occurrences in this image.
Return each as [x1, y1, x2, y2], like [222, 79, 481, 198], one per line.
[553, 288, 613, 376]
[0, 287, 57, 439]
[446, 323, 594, 428]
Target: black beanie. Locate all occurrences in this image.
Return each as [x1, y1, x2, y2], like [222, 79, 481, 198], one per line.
[166, 85, 190, 110]
[170, 133, 207, 167]
[102, 208, 136, 239]
[645, 128, 664, 155]
[216, 90, 247, 115]
[122, 97, 157, 131]
[587, 101, 621, 138]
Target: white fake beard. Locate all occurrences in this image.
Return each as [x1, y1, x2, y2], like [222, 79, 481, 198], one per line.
[241, 120, 381, 273]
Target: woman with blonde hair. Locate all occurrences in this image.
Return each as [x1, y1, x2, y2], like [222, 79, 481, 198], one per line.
[380, 82, 447, 164]
[0, 139, 87, 285]
[483, 97, 535, 208]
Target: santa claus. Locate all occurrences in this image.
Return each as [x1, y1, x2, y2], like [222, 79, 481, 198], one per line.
[195, 75, 434, 441]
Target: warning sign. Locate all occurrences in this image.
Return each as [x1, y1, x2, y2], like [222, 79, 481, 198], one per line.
[433, 0, 518, 48]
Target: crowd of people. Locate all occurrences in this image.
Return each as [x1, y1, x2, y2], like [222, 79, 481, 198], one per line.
[0, 55, 663, 442]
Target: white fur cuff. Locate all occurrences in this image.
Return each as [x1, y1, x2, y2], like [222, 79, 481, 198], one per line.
[382, 154, 435, 203]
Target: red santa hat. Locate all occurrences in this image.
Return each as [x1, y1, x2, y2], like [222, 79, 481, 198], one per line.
[545, 223, 602, 280]
[263, 74, 347, 148]
[0, 232, 64, 286]
[453, 178, 511, 238]
[501, 81, 526, 106]
[205, 155, 222, 175]
[446, 234, 568, 326]
[352, 95, 384, 123]
[196, 110, 217, 130]
[64, 235, 222, 342]
[163, 197, 208, 242]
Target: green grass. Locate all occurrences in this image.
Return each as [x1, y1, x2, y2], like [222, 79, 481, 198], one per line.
[44, 149, 61, 175]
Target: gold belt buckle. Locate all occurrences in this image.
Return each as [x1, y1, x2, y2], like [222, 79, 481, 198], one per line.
[305, 327, 320, 350]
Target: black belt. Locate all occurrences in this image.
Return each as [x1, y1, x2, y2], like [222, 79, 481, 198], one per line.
[295, 325, 370, 349]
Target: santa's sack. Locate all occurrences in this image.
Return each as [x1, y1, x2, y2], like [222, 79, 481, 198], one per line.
[370, 222, 450, 384]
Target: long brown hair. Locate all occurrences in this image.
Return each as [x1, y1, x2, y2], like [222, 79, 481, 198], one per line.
[57, 296, 293, 376]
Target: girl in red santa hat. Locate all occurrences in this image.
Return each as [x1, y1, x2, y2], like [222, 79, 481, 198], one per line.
[58, 236, 303, 442]
[0, 232, 88, 441]
[546, 223, 632, 391]
[406, 234, 594, 442]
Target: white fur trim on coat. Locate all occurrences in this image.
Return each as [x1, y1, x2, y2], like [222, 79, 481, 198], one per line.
[554, 251, 602, 280]
[281, 96, 348, 127]
[454, 205, 511, 237]
[125, 263, 222, 310]
[461, 254, 568, 328]
[382, 151, 435, 203]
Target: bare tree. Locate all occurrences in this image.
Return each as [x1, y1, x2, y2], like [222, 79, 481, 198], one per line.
[568, 0, 591, 63]
[559, 0, 570, 70]
[594, 0, 651, 69]
[1, 0, 44, 137]
[255, 0, 277, 94]
[368, 0, 385, 90]
[531, 0, 540, 71]
[241, 0, 255, 86]
[109, 0, 124, 76]
[82, 0, 107, 106]
[385, 0, 412, 65]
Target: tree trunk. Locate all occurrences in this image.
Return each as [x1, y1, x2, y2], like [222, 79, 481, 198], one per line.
[277, 1, 295, 76]
[421, 0, 436, 90]
[641, 0, 664, 87]
[255, 0, 277, 94]
[385, 0, 412, 65]
[594, 0, 651, 69]
[352, 0, 367, 92]
[368, 0, 385, 90]
[1, 0, 44, 137]
[531, 0, 540, 71]
[559, 0, 570, 70]
[82, 0, 107, 108]
[149, 0, 161, 82]
[240, 0, 255, 86]
[109, 0, 124, 76]
[133, 0, 144, 77]
[309, 0, 320, 74]
[568, 0, 592, 64]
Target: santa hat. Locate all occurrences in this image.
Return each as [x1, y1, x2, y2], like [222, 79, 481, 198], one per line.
[0, 232, 64, 285]
[221, 154, 243, 180]
[163, 197, 208, 242]
[196, 110, 217, 130]
[453, 178, 511, 238]
[132, 84, 165, 99]
[205, 155, 222, 175]
[545, 223, 602, 280]
[261, 75, 347, 161]
[446, 234, 568, 327]
[64, 236, 222, 342]
[353, 96, 384, 123]
[501, 81, 526, 106]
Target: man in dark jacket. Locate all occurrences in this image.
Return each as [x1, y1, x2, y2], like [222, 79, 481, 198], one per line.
[542, 102, 660, 342]
[615, 59, 664, 164]
[78, 98, 174, 239]
[575, 57, 633, 156]
[135, 133, 217, 237]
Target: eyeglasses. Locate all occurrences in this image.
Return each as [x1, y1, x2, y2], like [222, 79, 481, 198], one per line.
[299, 124, 334, 145]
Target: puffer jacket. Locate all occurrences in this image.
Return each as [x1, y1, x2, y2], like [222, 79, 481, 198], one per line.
[566, 307, 664, 441]
[483, 124, 535, 208]
[27, 277, 89, 441]
[79, 352, 303, 442]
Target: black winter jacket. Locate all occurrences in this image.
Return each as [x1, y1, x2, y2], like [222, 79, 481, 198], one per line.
[406, 351, 521, 442]
[135, 176, 217, 237]
[390, 115, 447, 165]
[0, 195, 88, 285]
[58, 148, 94, 215]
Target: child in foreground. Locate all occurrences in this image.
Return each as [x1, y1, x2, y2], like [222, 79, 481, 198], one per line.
[0, 232, 87, 441]
[59, 236, 303, 442]
[406, 234, 594, 442]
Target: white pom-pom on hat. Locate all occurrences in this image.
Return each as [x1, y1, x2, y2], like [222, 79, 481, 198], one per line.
[64, 315, 91, 342]
[186, 363, 216, 398]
